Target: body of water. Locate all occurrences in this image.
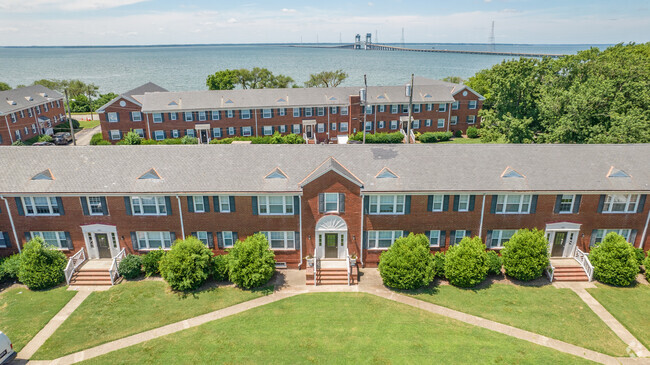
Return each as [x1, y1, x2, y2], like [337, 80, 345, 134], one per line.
[0, 43, 610, 94]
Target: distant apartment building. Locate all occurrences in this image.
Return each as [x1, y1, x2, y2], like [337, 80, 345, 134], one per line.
[0, 85, 66, 145]
[97, 77, 484, 144]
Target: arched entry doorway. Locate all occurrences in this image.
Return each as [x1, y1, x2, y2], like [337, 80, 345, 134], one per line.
[315, 215, 348, 259]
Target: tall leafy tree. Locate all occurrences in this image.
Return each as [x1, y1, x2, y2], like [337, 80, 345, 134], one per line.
[304, 70, 348, 88]
[206, 68, 294, 90]
[0, 82, 10, 91]
[206, 69, 238, 90]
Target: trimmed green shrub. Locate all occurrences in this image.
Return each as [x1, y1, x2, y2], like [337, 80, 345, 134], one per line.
[141, 249, 165, 277]
[0, 254, 21, 282]
[466, 126, 479, 138]
[96, 140, 111, 145]
[645, 254, 650, 282]
[89, 133, 104, 145]
[378, 234, 436, 290]
[38, 134, 53, 142]
[486, 251, 503, 275]
[432, 252, 446, 278]
[140, 139, 159, 145]
[11, 141, 25, 146]
[418, 131, 453, 143]
[444, 236, 489, 288]
[501, 229, 549, 281]
[632, 247, 645, 267]
[349, 131, 404, 144]
[117, 131, 142, 145]
[590, 233, 639, 286]
[159, 138, 183, 144]
[181, 135, 198, 144]
[226, 233, 275, 289]
[160, 236, 213, 291]
[454, 129, 462, 138]
[212, 254, 229, 281]
[18, 237, 67, 290]
[118, 254, 143, 279]
[209, 133, 304, 145]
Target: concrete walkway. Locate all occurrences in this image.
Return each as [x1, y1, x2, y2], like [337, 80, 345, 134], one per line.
[572, 288, 650, 358]
[73, 125, 100, 146]
[17, 290, 91, 360]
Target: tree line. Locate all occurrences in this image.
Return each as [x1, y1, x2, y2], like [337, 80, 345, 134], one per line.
[206, 68, 348, 90]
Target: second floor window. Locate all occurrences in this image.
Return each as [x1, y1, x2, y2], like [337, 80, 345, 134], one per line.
[340, 107, 348, 115]
[258, 195, 293, 215]
[198, 111, 207, 121]
[452, 101, 460, 110]
[107, 112, 118, 122]
[262, 109, 272, 118]
[131, 112, 142, 122]
[603, 194, 639, 213]
[468, 100, 478, 109]
[22, 197, 61, 216]
[184, 112, 193, 122]
[368, 195, 405, 214]
[241, 110, 251, 119]
[457, 195, 470, 211]
[132, 196, 167, 215]
[495, 195, 532, 214]
[87, 196, 104, 215]
[153, 113, 163, 123]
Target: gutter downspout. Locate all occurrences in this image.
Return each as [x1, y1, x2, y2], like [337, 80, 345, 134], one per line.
[4, 115, 14, 144]
[447, 103, 451, 132]
[176, 196, 185, 238]
[298, 195, 303, 269]
[0, 196, 21, 253]
[640, 206, 650, 249]
[254, 109, 258, 137]
[145, 113, 152, 140]
[479, 194, 486, 239]
[326, 107, 330, 141]
[360, 194, 364, 267]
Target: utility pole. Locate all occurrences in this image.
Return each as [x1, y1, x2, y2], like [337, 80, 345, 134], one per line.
[406, 73, 414, 144]
[361, 74, 368, 144]
[65, 89, 76, 145]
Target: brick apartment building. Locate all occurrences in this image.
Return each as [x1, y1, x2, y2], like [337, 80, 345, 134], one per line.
[0, 144, 648, 273]
[97, 77, 484, 144]
[0, 85, 66, 145]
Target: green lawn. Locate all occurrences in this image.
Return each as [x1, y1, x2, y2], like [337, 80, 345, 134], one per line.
[33, 281, 271, 359]
[588, 283, 650, 350]
[78, 120, 100, 129]
[0, 286, 76, 352]
[83, 293, 591, 364]
[409, 283, 628, 356]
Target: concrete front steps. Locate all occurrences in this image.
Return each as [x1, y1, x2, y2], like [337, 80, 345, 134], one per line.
[553, 266, 589, 282]
[306, 266, 358, 285]
[69, 268, 114, 286]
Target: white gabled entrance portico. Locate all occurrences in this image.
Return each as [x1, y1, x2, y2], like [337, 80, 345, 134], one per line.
[545, 222, 581, 258]
[81, 224, 121, 259]
[315, 215, 348, 259]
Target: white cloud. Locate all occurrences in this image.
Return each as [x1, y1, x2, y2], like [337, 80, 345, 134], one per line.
[281, 8, 296, 13]
[0, 0, 150, 12]
[368, 2, 374, 6]
[227, 18, 238, 23]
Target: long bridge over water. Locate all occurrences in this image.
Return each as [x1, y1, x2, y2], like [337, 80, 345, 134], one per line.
[288, 43, 564, 58]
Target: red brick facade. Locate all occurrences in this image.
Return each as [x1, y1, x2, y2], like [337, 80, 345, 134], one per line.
[0, 99, 66, 145]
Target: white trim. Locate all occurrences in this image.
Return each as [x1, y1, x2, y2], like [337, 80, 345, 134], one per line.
[545, 222, 581, 258]
[81, 224, 120, 259]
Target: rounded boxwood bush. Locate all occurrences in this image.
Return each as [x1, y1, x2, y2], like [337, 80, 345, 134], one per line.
[227, 233, 275, 289]
[0, 253, 22, 282]
[466, 126, 479, 138]
[18, 237, 67, 290]
[160, 236, 213, 291]
[444, 236, 488, 288]
[378, 234, 435, 290]
[432, 252, 446, 278]
[644, 254, 650, 282]
[212, 255, 229, 281]
[454, 129, 462, 138]
[118, 254, 143, 279]
[141, 249, 165, 277]
[501, 229, 549, 281]
[590, 233, 639, 286]
[632, 247, 645, 268]
[487, 251, 503, 275]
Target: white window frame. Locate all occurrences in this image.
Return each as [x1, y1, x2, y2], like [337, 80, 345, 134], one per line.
[262, 126, 272, 136]
[243, 126, 253, 137]
[437, 119, 445, 128]
[279, 108, 286, 116]
[457, 195, 470, 212]
[453, 230, 467, 245]
[331, 123, 337, 131]
[195, 231, 209, 245]
[222, 231, 235, 247]
[468, 100, 478, 109]
[212, 128, 221, 138]
[593, 229, 632, 244]
[368, 195, 405, 215]
[186, 129, 195, 137]
[131, 111, 142, 122]
[330, 106, 338, 114]
[184, 112, 193, 122]
[489, 229, 516, 248]
[131, 196, 167, 216]
[390, 120, 398, 130]
[425, 119, 432, 127]
[262, 231, 295, 250]
[603, 194, 639, 213]
[317, 107, 325, 116]
[0, 232, 9, 248]
[172, 129, 180, 138]
[279, 125, 286, 133]
[292, 124, 301, 134]
[558, 194, 575, 213]
[22, 197, 60, 216]
[426, 104, 433, 111]
[170, 112, 177, 121]
[413, 104, 421, 113]
[467, 115, 476, 124]
[262, 109, 272, 118]
[340, 122, 348, 132]
[134, 129, 145, 138]
[452, 101, 460, 110]
[304, 108, 313, 117]
[368, 230, 403, 249]
[412, 120, 420, 129]
[258, 195, 294, 215]
[218, 196, 231, 212]
[317, 123, 324, 132]
[153, 113, 163, 123]
[324, 193, 339, 213]
[341, 106, 348, 116]
[87, 196, 104, 215]
[153, 130, 164, 141]
[211, 110, 220, 120]
[110, 130, 120, 140]
[390, 105, 398, 114]
[429, 230, 441, 247]
[430, 194, 444, 212]
[228, 127, 235, 136]
[198, 111, 207, 121]
[136, 231, 172, 250]
[438, 104, 447, 112]
[450, 116, 458, 125]
[108, 112, 118, 123]
[241, 110, 251, 119]
[495, 195, 532, 214]
[30, 231, 67, 249]
[365, 105, 373, 115]
[227, 110, 234, 118]
[193, 196, 205, 213]
[293, 108, 301, 117]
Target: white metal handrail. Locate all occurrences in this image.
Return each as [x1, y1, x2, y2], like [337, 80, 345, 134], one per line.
[313, 245, 319, 286]
[573, 248, 594, 281]
[109, 248, 126, 285]
[545, 263, 555, 282]
[409, 129, 416, 143]
[303, 132, 309, 144]
[64, 248, 87, 285]
[345, 247, 351, 286]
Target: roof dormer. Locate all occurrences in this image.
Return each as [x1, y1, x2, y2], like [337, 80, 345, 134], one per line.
[265, 167, 288, 179]
[139, 168, 162, 180]
[31, 169, 54, 181]
[607, 166, 630, 178]
[501, 166, 525, 179]
[376, 167, 399, 179]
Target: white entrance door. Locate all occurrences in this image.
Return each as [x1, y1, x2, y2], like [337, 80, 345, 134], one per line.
[315, 215, 348, 259]
[545, 222, 581, 258]
[81, 224, 120, 259]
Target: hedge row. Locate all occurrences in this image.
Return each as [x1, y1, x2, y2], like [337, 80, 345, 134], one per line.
[349, 131, 404, 143]
[418, 131, 453, 143]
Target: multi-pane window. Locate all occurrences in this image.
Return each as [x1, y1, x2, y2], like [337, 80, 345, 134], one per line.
[227, 110, 234, 118]
[30, 231, 67, 248]
[340, 106, 348, 116]
[412, 120, 420, 129]
[262, 109, 272, 118]
[22, 197, 61, 215]
[452, 101, 460, 110]
[279, 108, 286, 116]
[603, 194, 639, 213]
[368, 231, 403, 249]
[108, 112, 118, 122]
[378, 121, 385, 129]
[317, 107, 325, 116]
[292, 124, 301, 134]
[390, 105, 398, 114]
[228, 127, 235, 135]
[324, 193, 339, 213]
[304, 108, 313, 117]
[10, 113, 16, 123]
[222, 231, 235, 247]
[558, 195, 575, 213]
[467, 115, 476, 124]
[243, 126, 253, 136]
[31, 124, 37, 134]
[131, 196, 167, 215]
[262, 231, 295, 250]
[430, 194, 444, 212]
[262, 126, 272, 136]
[0, 233, 9, 248]
[452, 230, 467, 245]
[211, 111, 220, 120]
[258, 196, 294, 215]
[44, 103, 49, 112]
[134, 129, 145, 138]
[241, 110, 251, 119]
[495, 195, 532, 214]
[340, 122, 348, 132]
[293, 108, 300, 117]
[279, 125, 286, 133]
[425, 119, 431, 127]
[195, 231, 209, 245]
[365, 121, 372, 131]
[593, 229, 632, 245]
[153, 113, 163, 123]
[390, 120, 398, 130]
[468, 100, 478, 109]
[169, 112, 177, 121]
[36, 105, 41, 114]
[450, 116, 458, 125]
[28, 109, 33, 117]
[489, 230, 516, 248]
[172, 129, 180, 138]
[413, 104, 421, 113]
[330, 106, 338, 114]
[15, 130, 21, 140]
[87, 197, 104, 215]
[439, 104, 447, 112]
[184, 112, 193, 122]
[136, 231, 172, 249]
[368, 195, 405, 214]
[198, 111, 207, 121]
[110, 130, 120, 140]
[212, 128, 221, 138]
[317, 123, 325, 133]
[365, 105, 373, 115]
[457, 195, 470, 211]
[437, 119, 445, 128]
[131, 112, 142, 122]
[186, 129, 196, 137]
[193, 196, 205, 213]
[426, 104, 433, 111]
[331, 123, 337, 131]
[218, 196, 231, 212]
[429, 230, 442, 247]
[152, 130, 163, 140]
[402, 105, 409, 113]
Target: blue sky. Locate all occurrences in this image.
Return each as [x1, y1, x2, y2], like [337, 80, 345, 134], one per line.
[0, 0, 648, 46]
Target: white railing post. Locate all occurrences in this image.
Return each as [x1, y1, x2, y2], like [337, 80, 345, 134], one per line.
[346, 248, 351, 286]
[545, 264, 555, 282]
[573, 248, 594, 282]
[109, 248, 126, 285]
[313, 245, 318, 286]
[64, 248, 87, 285]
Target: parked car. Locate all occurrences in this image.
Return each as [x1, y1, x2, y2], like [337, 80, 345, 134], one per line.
[53, 132, 72, 145]
[0, 332, 16, 364]
[32, 142, 55, 146]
